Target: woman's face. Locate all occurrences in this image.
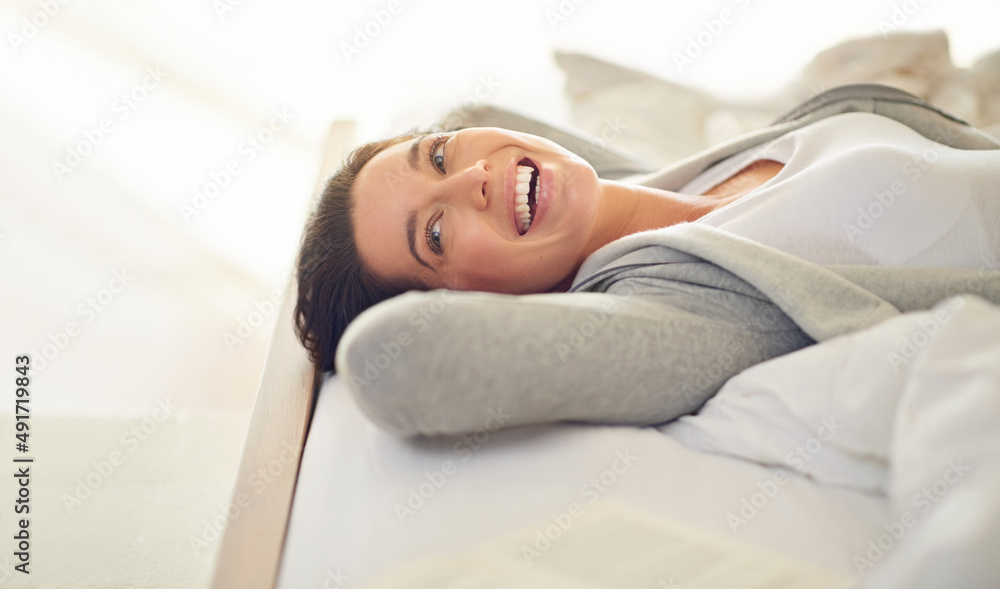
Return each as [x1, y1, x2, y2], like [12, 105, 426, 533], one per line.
[352, 127, 602, 294]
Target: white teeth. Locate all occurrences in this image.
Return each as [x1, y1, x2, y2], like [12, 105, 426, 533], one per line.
[514, 164, 538, 234]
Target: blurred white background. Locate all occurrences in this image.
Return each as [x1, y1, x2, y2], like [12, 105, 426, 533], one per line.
[0, 0, 998, 586]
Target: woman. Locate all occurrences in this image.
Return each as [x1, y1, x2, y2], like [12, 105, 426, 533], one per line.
[296, 84, 1000, 436]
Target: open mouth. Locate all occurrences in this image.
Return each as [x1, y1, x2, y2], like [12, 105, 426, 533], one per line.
[515, 158, 539, 235]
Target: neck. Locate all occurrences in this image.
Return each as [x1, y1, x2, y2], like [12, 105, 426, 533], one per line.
[581, 179, 712, 261]
[547, 180, 713, 293]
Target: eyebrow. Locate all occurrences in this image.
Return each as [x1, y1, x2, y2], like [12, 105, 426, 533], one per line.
[407, 136, 423, 171]
[406, 211, 433, 271]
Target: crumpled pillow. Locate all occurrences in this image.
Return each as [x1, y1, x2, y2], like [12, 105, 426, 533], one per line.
[554, 30, 1000, 166]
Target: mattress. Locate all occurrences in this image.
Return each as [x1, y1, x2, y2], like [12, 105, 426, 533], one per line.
[276, 375, 887, 588]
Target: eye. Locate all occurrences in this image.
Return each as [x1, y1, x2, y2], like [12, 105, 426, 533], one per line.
[425, 212, 443, 255]
[429, 135, 447, 175]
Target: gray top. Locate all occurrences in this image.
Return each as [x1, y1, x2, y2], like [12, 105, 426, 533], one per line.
[335, 85, 1000, 437]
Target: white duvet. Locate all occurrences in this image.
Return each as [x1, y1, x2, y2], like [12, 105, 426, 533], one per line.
[665, 295, 1000, 588]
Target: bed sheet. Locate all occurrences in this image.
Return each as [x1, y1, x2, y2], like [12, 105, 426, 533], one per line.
[665, 295, 1000, 588]
[276, 375, 887, 588]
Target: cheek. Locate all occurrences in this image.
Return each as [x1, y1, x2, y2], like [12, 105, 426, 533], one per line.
[449, 242, 518, 291]
[463, 253, 565, 294]
[444, 226, 578, 294]
[568, 164, 601, 213]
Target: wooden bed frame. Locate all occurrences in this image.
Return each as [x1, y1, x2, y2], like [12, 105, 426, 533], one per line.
[210, 121, 357, 589]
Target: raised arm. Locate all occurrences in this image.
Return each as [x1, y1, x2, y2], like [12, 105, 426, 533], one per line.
[336, 268, 813, 437]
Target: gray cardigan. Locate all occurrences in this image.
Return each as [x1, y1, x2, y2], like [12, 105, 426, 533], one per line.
[336, 85, 1000, 437]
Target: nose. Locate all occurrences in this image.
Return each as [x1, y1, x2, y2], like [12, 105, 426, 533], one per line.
[445, 158, 489, 211]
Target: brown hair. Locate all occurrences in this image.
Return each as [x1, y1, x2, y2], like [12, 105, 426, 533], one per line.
[294, 132, 426, 374]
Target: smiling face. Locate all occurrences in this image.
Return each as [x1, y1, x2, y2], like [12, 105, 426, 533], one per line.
[351, 127, 603, 294]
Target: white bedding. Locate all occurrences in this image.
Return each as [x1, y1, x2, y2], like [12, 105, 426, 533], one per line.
[666, 295, 1000, 588]
[276, 295, 999, 588]
[277, 379, 885, 586]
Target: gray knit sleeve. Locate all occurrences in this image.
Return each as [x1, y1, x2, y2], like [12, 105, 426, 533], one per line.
[335, 270, 813, 437]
